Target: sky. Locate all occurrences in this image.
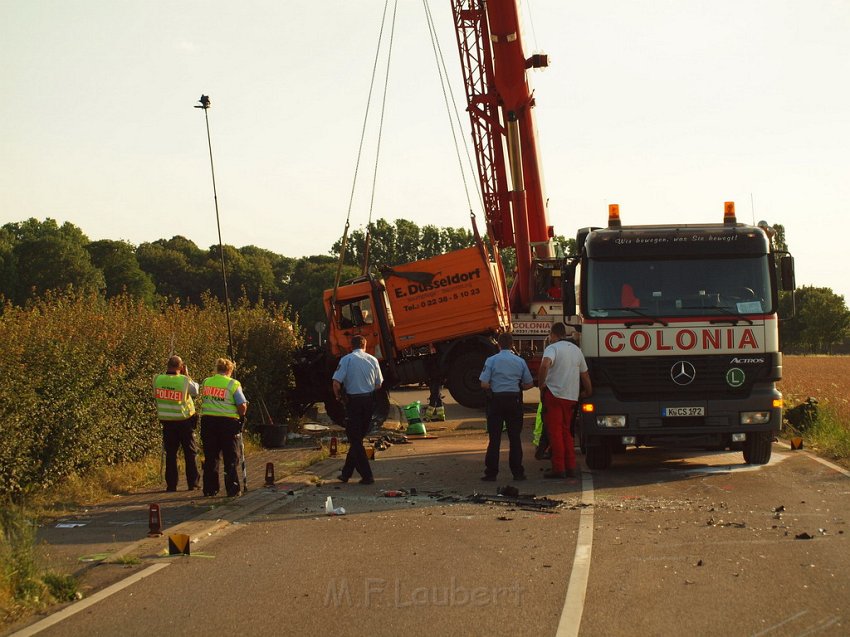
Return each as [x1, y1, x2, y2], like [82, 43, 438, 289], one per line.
[1, 1, 849, 303]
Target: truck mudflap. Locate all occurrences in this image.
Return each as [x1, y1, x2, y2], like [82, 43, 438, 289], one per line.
[577, 383, 782, 469]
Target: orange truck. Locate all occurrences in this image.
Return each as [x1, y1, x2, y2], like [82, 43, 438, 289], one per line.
[290, 240, 510, 424]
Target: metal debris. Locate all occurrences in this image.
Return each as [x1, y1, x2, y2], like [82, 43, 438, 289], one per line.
[469, 492, 563, 511]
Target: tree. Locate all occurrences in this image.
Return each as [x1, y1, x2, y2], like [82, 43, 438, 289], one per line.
[331, 218, 475, 269]
[3, 218, 104, 303]
[780, 286, 850, 354]
[281, 255, 359, 332]
[771, 223, 788, 253]
[137, 237, 209, 303]
[87, 240, 155, 303]
[0, 226, 17, 301]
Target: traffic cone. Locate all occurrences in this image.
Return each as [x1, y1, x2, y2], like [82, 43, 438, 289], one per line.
[790, 437, 804, 450]
[264, 462, 275, 487]
[148, 503, 163, 537]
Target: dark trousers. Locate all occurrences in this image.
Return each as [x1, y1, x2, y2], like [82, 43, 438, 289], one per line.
[200, 416, 242, 496]
[428, 380, 443, 407]
[341, 395, 375, 481]
[484, 393, 525, 478]
[161, 416, 200, 490]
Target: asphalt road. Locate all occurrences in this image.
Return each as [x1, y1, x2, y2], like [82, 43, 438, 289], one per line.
[10, 388, 849, 637]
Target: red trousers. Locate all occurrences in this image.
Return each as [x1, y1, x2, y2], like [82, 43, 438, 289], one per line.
[542, 391, 577, 473]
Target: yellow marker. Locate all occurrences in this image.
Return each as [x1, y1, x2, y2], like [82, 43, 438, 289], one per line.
[168, 533, 191, 556]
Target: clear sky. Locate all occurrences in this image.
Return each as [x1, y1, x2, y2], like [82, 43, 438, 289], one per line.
[1, 1, 848, 303]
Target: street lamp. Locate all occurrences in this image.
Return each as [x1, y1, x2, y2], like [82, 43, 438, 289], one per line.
[195, 94, 234, 359]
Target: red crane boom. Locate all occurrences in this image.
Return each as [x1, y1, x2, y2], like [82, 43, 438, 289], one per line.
[452, 0, 554, 311]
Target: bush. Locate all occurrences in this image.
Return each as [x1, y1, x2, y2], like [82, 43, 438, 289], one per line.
[0, 290, 300, 500]
[0, 504, 46, 618]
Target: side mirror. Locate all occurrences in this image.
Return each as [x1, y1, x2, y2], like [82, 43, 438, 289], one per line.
[780, 255, 796, 292]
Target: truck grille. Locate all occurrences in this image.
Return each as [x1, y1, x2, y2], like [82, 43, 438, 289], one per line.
[590, 355, 775, 401]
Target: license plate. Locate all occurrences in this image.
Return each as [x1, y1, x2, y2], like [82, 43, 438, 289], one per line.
[663, 406, 705, 417]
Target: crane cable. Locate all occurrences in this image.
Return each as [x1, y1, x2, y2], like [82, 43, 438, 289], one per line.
[422, 0, 485, 218]
[331, 0, 394, 308]
[362, 0, 399, 274]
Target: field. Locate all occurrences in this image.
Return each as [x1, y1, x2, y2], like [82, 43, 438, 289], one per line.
[780, 355, 850, 424]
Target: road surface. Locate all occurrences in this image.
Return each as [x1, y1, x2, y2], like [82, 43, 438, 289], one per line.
[10, 388, 849, 637]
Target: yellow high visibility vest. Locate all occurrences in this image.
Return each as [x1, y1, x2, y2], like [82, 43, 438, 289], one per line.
[153, 374, 196, 421]
[199, 374, 241, 419]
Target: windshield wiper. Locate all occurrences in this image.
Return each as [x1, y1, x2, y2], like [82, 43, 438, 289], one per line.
[594, 307, 669, 327]
[681, 305, 754, 326]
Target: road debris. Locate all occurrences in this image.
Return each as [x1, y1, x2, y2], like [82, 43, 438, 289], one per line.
[795, 532, 814, 540]
[324, 496, 346, 516]
[706, 517, 746, 528]
[469, 492, 563, 511]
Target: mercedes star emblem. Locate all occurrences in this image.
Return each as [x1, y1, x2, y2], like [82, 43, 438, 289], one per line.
[671, 361, 696, 386]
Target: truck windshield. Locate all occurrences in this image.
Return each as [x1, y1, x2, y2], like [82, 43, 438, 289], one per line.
[585, 256, 773, 319]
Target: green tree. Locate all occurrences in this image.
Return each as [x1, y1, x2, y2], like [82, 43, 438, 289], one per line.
[0, 226, 17, 301]
[282, 256, 359, 334]
[137, 237, 208, 303]
[239, 246, 295, 296]
[771, 223, 788, 252]
[781, 286, 850, 353]
[331, 218, 475, 269]
[87, 240, 155, 303]
[3, 218, 104, 303]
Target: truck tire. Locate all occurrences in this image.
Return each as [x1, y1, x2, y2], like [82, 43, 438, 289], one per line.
[325, 388, 390, 432]
[368, 388, 390, 433]
[584, 442, 612, 470]
[742, 431, 772, 464]
[446, 350, 489, 409]
[324, 397, 346, 427]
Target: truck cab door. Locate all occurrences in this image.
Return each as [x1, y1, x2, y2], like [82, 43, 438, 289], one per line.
[329, 292, 384, 360]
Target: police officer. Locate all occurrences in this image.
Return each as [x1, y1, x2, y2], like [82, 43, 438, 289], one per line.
[332, 335, 383, 485]
[153, 355, 200, 492]
[479, 332, 534, 481]
[199, 358, 249, 497]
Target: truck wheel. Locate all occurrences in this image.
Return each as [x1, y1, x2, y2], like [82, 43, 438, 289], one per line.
[446, 350, 488, 409]
[324, 397, 346, 427]
[742, 431, 772, 464]
[368, 388, 390, 433]
[585, 443, 612, 470]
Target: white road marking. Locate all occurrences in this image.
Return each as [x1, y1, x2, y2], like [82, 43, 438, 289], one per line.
[751, 609, 809, 636]
[795, 615, 841, 637]
[555, 472, 594, 637]
[10, 563, 170, 637]
[774, 441, 850, 478]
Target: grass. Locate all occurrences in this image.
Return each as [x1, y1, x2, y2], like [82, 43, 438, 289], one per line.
[0, 504, 79, 622]
[790, 405, 850, 468]
[780, 355, 850, 467]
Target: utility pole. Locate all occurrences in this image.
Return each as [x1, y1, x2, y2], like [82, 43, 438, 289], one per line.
[195, 94, 234, 359]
